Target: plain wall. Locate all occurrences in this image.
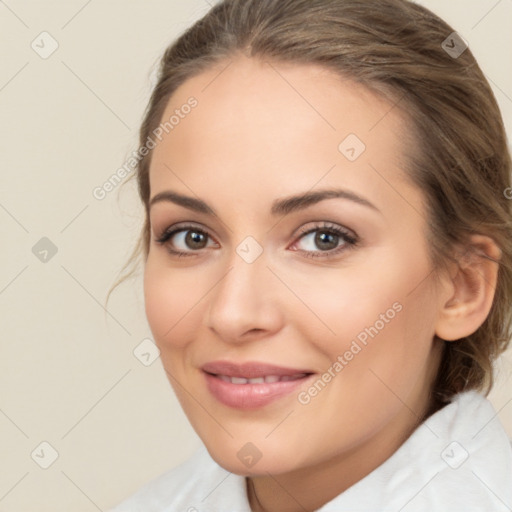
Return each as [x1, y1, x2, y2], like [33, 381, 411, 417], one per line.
[0, 1, 511, 510]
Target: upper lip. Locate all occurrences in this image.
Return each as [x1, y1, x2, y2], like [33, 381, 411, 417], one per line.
[201, 361, 314, 379]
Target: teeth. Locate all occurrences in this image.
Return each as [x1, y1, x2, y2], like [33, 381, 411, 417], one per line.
[216, 374, 306, 384]
[248, 377, 265, 384]
[231, 377, 249, 384]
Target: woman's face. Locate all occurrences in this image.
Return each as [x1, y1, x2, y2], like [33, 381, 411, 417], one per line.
[144, 56, 449, 477]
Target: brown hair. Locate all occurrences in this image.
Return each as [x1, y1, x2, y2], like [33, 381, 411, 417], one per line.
[121, 0, 512, 407]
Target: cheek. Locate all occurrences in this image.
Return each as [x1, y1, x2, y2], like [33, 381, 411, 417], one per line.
[143, 256, 203, 349]
[333, 276, 438, 408]
[282, 261, 405, 352]
[292, 244, 437, 366]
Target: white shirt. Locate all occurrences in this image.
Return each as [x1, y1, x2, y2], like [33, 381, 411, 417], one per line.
[109, 390, 512, 511]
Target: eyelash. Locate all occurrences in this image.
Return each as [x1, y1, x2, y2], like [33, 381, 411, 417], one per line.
[154, 222, 358, 259]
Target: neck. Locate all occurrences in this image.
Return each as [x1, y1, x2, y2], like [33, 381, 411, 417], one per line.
[246, 344, 444, 512]
[247, 409, 421, 512]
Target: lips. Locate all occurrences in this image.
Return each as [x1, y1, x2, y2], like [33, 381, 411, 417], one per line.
[202, 361, 312, 379]
[201, 361, 314, 409]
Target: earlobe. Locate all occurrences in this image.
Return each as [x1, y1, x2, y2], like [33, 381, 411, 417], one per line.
[435, 235, 502, 342]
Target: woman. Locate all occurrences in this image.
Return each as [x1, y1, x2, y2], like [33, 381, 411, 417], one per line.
[110, 0, 512, 510]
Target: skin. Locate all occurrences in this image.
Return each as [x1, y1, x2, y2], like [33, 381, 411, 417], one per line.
[143, 55, 500, 512]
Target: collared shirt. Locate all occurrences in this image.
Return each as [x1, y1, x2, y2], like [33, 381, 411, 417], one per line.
[109, 390, 512, 511]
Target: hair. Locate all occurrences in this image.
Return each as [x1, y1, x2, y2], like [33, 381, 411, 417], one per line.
[119, 0, 512, 411]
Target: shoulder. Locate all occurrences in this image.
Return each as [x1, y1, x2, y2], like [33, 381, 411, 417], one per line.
[432, 390, 512, 508]
[398, 390, 512, 511]
[320, 390, 512, 511]
[108, 445, 248, 512]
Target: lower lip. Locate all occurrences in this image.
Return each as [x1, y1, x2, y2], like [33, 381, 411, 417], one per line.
[204, 372, 313, 409]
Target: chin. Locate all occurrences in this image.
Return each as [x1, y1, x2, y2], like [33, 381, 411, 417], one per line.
[204, 439, 303, 476]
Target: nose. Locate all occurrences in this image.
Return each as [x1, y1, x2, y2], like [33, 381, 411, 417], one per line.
[205, 249, 284, 344]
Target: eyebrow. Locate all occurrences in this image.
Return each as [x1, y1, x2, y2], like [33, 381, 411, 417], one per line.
[149, 188, 380, 216]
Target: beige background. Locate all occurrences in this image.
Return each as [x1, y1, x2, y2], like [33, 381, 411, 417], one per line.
[0, 0, 511, 510]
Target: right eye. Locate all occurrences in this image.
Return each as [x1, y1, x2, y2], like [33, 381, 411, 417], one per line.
[155, 224, 218, 257]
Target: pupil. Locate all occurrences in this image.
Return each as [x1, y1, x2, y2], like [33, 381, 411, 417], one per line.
[187, 231, 206, 249]
[315, 232, 338, 250]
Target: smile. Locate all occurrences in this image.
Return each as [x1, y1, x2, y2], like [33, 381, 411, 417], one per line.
[216, 374, 309, 384]
[201, 361, 314, 409]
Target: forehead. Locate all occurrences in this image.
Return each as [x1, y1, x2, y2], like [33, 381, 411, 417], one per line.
[149, 55, 419, 216]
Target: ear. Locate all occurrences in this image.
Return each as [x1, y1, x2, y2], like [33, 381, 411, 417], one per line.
[435, 235, 502, 341]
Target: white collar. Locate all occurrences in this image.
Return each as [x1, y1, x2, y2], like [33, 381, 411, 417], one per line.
[111, 390, 512, 511]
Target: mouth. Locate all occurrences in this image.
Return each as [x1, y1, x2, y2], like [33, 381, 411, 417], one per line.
[201, 361, 315, 409]
[214, 373, 309, 384]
